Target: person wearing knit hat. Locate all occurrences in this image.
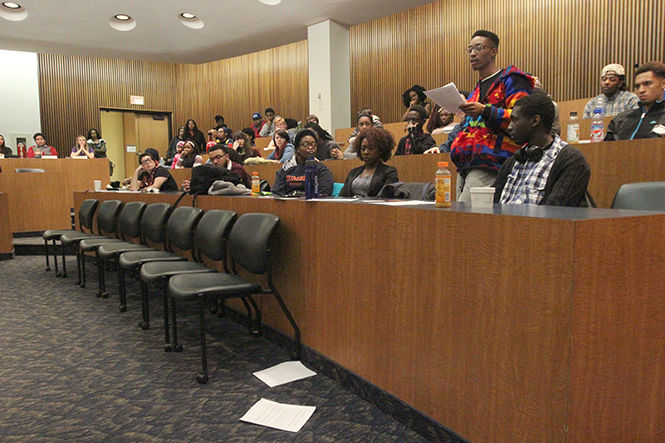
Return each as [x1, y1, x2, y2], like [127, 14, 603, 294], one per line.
[583, 63, 639, 118]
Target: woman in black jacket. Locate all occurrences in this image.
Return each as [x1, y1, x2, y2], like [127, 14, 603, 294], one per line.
[184, 119, 206, 153]
[339, 127, 398, 198]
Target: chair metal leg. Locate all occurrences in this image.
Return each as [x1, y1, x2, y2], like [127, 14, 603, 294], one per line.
[139, 279, 150, 330]
[196, 294, 208, 384]
[169, 296, 182, 352]
[96, 251, 105, 297]
[75, 249, 82, 286]
[81, 247, 87, 289]
[246, 296, 262, 336]
[269, 283, 301, 360]
[98, 252, 107, 298]
[55, 240, 62, 277]
[44, 239, 51, 271]
[117, 266, 127, 311]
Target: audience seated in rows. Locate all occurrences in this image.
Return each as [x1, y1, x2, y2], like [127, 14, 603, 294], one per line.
[184, 119, 206, 153]
[304, 121, 343, 160]
[402, 84, 431, 119]
[267, 129, 295, 164]
[166, 126, 186, 165]
[451, 29, 535, 202]
[273, 128, 333, 197]
[130, 148, 178, 192]
[206, 128, 218, 152]
[0, 134, 12, 157]
[339, 127, 398, 198]
[231, 130, 261, 162]
[86, 128, 106, 159]
[259, 107, 277, 137]
[344, 111, 381, 159]
[27, 132, 57, 158]
[250, 112, 265, 138]
[174, 141, 203, 168]
[493, 91, 590, 207]
[425, 103, 455, 135]
[583, 64, 639, 119]
[395, 105, 436, 155]
[70, 135, 94, 158]
[605, 62, 665, 141]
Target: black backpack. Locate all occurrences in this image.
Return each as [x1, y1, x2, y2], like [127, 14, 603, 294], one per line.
[189, 164, 241, 194]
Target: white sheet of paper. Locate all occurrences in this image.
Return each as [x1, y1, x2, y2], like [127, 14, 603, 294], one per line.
[253, 361, 316, 388]
[364, 200, 434, 206]
[240, 398, 316, 433]
[425, 82, 467, 115]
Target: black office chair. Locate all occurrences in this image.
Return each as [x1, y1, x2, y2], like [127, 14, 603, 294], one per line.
[42, 198, 98, 277]
[78, 201, 147, 298]
[96, 203, 173, 308]
[611, 182, 665, 211]
[167, 213, 300, 384]
[115, 206, 203, 312]
[60, 200, 123, 285]
[139, 209, 236, 347]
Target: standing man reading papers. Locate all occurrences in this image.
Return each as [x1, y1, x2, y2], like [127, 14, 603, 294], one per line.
[493, 91, 590, 207]
[450, 30, 534, 201]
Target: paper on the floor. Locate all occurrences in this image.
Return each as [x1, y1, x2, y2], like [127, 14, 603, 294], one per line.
[253, 361, 316, 387]
[240, 398, 316, 433]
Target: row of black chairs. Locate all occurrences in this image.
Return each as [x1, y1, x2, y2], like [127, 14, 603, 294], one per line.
[43, 198, 300, 383]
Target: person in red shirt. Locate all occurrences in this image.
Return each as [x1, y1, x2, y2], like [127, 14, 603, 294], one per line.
[27, 133, 57, 158]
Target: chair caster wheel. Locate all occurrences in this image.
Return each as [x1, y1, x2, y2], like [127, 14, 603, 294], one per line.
[118, 304, 127, 313]
[251, 330, 261, 337]
[101, 292, 109, 299]
[164, 344, 173, 352]
[196, 374, 208, 384]
[174, 344, 183, 352]
[139, 321, 149, 330]
[46, 267, 51, 272]
[55, 272, 61, 277]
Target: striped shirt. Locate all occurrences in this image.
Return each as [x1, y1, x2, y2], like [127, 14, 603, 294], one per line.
[583, 90, 639, 119]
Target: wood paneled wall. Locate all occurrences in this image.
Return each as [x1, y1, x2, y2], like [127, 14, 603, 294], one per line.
[350, 0, 665, 126]
[175, 40, 309, 135]
[38, 40, 308, 159]
[39, 54, 177, 158]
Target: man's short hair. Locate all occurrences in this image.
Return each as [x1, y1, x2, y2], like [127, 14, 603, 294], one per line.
[265, 107, 275, 114]
[472, 29, 499, 47]
[514, 90, 555, 132]
[142, 148, 160, 162]
[214, 115, 224, 122]
[409, 105, 428, 122]
[635, 62, 665, 79]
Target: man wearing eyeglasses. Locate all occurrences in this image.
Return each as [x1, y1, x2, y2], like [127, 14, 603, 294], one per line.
[181, 145, 250, 191]
[450, 30, 535, 202]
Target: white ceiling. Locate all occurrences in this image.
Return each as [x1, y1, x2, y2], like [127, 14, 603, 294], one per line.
[0, 0, 433, 64]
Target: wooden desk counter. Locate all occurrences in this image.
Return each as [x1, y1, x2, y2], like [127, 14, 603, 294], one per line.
[167, 137, 665, 209]
[0, 158, 109, 233]
[0, 192, 12, 258]
[74, 191, 665, 442]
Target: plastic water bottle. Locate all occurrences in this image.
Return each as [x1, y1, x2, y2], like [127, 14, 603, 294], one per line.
[435, 161, 451, 208]
[590, 107, 605, 142]
[567, 112, 579, 143]
[251, 171, 260, 196]
[305, 157, 319, 199]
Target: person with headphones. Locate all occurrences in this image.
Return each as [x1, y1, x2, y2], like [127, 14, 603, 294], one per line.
[493, 91, 591, 207]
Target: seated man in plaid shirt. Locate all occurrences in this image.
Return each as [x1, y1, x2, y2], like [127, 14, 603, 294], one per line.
[493, 91, 591, 207]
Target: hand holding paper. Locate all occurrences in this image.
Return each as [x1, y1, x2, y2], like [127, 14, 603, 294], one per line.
[425, 83, 467, 116]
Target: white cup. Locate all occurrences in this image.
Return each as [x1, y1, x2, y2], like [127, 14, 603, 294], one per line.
[93, 180, 102, 192]
[470, 187, 495, 208]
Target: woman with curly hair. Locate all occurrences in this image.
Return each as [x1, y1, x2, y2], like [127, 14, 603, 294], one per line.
[402, 84, 431, 119]
[339, 127, 399, 198]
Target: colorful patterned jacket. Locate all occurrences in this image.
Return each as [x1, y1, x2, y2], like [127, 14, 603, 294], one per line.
[451, 65, 535, 173]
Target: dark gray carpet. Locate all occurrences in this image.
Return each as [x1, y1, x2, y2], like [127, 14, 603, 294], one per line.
[0, 255, 430, 442]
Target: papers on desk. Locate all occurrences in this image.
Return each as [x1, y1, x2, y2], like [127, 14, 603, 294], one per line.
[364, 200, 435, 206]
[253, 361, 316, 388]
[240, 398, 316, 433]
[425, 82, 466, 116]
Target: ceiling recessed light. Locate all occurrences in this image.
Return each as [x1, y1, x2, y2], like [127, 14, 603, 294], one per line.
[110, 14, 136, 31]
[178, 13, 203, 30]
[257, 0, 282, 5]
[0, 1, 27, 21]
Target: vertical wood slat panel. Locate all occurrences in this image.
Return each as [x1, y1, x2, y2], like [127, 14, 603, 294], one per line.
[38, 54, 177, 157]
[350, 0, 665, 126]
[38, 40, 308, 158]
[174, 40, 308, 136]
